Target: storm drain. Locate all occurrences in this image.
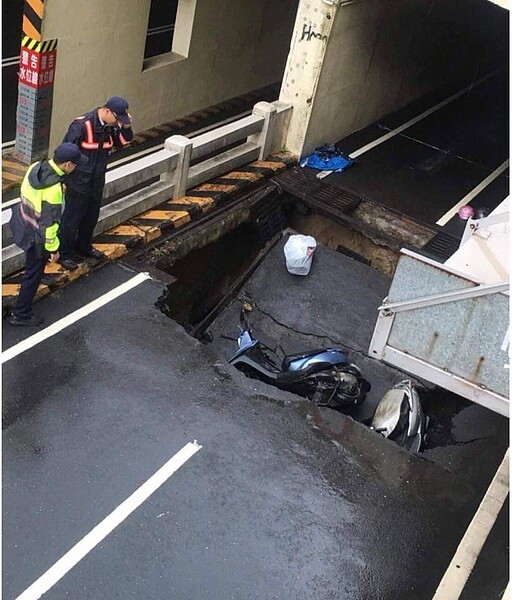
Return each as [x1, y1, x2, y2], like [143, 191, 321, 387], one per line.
[421, 231, 461, 262]
[273, 166, 363, 219]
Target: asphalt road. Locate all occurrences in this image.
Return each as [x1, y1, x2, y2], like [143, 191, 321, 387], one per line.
[3, 250, 508, 599]
[329, 68, 509, 233]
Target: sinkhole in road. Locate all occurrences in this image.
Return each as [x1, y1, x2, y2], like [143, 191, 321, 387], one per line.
[149, 203, 485, 455]
[154, 221, 265, 338]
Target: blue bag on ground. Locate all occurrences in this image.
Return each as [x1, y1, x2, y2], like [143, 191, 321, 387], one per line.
[300, 144, 354, 172]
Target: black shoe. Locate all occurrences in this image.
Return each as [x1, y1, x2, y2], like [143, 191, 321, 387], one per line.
[59, 258, 78, 271]
[84, 248, 105, 260]
[9, 314, 44, 327]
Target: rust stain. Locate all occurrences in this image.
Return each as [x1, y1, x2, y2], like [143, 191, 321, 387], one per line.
[107, 225, 147, 238]
[472, 356, 485, 380]
[34, 284, 50, 299]
[2, 171, 22, 183]
[44, 262, 67, 274]
[167, 197, 197, 207]
[221, 171, 263, 182]
[170, 213, 191, 228]
[141, 209, 187, 221]
[136, 225, 162, 243]
[193, 183, 238, 193]
[93, 243, 128, 260]
[426, 331, 439, 357]
[250, 161, 286, 171]
[66, 264, 90, 282]
[181, 196, 215, 212]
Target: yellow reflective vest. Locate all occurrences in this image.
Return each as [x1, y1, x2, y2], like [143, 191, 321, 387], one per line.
[14, 159, 65, 253]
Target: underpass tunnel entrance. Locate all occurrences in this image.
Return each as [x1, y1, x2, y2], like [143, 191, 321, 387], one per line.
[279, 0, 509, 254]
[280, 0, 509, 160]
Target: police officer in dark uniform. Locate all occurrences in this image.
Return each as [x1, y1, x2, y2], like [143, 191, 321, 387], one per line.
[58, 96, 134, 270]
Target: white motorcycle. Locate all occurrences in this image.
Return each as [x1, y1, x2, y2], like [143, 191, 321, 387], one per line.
[370, 380, 429, 452]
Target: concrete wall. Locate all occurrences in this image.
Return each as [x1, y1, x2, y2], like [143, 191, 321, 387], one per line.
[297, 0, 508, 156]
[41, 0, 297, 150]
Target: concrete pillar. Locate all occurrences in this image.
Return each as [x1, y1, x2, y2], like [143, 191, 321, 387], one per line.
[248, 101, 277, 160]
[164, 135, 193, 199]
[14, 0, 58, 164]
[279, 0, 339, 158]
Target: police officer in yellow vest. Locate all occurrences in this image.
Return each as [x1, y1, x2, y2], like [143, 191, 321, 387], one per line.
[9, 143, 87, 326]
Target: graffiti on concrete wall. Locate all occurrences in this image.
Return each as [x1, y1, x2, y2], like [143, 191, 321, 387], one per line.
[300, 24, 328, 43]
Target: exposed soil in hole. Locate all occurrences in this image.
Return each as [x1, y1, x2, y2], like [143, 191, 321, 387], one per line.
[150, 201, 494, 456]
[285, 210, 401, 277]
[421, 387, 472, 448]
[155, 222, 263, 330]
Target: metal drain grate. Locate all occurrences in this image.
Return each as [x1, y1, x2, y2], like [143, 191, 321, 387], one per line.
[421, 231, 461, 262]
[273, 167, 324, 199]
[309, 185, 363, 216]
[273, 167, 363, 217]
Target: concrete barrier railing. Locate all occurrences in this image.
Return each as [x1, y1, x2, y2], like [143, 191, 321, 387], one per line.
[2, 101, 292, 277]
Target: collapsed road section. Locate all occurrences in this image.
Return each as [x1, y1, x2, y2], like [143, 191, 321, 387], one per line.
[140, 216, 509, 598]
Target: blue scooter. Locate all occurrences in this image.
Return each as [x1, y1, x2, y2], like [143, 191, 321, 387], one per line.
[229, 307, 370, 409]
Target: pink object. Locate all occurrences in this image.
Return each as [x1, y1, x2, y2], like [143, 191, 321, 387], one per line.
[458, 205, 475, 220]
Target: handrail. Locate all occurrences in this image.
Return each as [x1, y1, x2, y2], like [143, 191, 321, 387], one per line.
[379, 282, 509, 314]
[2, 100, 293, 276]
[191, 114, 263, 161]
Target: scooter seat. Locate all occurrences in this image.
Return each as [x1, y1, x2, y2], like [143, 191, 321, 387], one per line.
[282, 348, 348, 371]
[282, 350, 325, 370]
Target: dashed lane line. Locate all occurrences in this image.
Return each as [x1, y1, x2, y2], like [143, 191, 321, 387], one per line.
[16, 441, 203, 600]
[2, 272, 151, 364]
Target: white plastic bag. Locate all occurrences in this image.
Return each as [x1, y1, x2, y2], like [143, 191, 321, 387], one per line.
[284, 234, 317, 276]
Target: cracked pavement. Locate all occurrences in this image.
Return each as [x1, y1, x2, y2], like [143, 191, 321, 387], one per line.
[208, 232, 509, 489]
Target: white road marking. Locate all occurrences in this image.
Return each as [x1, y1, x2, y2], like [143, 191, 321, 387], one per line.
[3, 198, 18, 209]
[501, 326, 510, 353]
[432, 448, 509, 600]
[436, 160, 509, 226]
[349, 68, 504, 159]
[2, 272, 151, 364]
[16, 441, 202, 600]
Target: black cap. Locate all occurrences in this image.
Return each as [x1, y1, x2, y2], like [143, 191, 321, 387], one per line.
[53, 143, 88, 166]
[105, 96, 131, 125]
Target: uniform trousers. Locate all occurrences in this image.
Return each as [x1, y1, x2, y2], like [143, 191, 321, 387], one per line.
[59, 177, 105, 260]
[14, 244, 49, 319]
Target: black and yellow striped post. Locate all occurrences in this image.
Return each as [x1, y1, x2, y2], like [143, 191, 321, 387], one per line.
[22, 0, 44, 41]
[14, 0, 58, 164]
